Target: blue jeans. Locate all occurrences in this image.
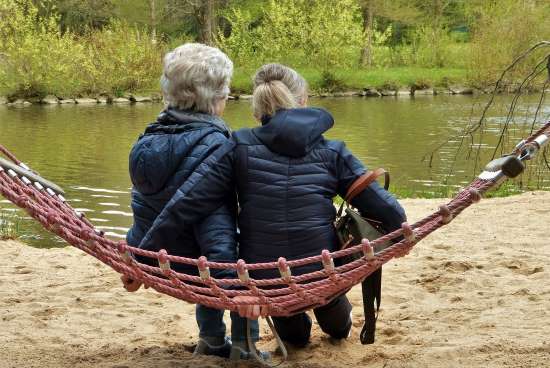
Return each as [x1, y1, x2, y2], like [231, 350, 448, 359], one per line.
[196, 304, 259, 343]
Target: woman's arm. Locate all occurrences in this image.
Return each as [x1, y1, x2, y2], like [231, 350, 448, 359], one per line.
[335, 142, 406, 233]
[138, 140, 237, 251]
[193, 200, 238, 279]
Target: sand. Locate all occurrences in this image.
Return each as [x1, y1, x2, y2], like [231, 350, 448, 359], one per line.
[1, 192, 549, 368]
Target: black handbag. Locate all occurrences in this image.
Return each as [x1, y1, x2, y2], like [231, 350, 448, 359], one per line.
[334, 168, 391, 344]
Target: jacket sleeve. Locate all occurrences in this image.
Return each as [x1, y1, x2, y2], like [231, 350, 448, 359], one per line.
[139, 140, 237, 256]
[335, 142, 406, 233]
[192, 200, 238, 279]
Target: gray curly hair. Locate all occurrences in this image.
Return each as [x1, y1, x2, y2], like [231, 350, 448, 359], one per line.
[160, 43, 233, 114]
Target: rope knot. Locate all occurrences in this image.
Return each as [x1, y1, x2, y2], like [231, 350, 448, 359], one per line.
[197, 256, 211, 281]
[117, 241, 132, 264]
[361, 239, 375, 260]
[402, 222, 416, 243]
[277, 257, 291, 281]
[468, 188, 482, 203]
[237, 259, 250, 283]
[158, 249, 171, 274]
[438, 205, 453, 224]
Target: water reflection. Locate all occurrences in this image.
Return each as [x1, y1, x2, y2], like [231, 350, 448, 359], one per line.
[0, 95, 548, 247]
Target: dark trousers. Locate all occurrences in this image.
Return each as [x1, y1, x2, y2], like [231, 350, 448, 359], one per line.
[272, 294, 352, 347]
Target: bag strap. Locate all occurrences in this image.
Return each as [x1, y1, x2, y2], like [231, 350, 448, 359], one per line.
[360, 267, 382, 345]
[337, 169, 389, 217]
[345, 168, 389, 203]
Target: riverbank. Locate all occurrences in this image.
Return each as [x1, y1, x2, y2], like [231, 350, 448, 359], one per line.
[0, 86, 475, 106]
[1, 192, 549, 368]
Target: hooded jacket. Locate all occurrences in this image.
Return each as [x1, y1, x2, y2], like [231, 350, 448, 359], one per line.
[139, 107, 406, 278]
[127, 108, 237, 276]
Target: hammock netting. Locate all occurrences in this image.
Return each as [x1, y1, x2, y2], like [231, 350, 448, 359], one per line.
[1, 121, 549, 316]
[2, 41, 549, 317]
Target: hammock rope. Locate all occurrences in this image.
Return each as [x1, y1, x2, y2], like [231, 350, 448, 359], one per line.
[0, 122, 549, 316]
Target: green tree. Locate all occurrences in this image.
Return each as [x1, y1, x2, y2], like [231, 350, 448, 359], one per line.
[35, 0, 113, 32]
[358, 0, 420, 67]
[219, 0, 363, 70]
[466, 0, 550, 86]
[0, 0, 89, 97]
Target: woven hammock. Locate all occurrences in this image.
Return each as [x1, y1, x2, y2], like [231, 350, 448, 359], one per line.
[0, 122, 548, 317]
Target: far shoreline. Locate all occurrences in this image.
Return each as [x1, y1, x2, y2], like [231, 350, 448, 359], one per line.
[0, 85, 534, 107]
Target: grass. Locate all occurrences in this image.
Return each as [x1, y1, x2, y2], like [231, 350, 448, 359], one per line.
[232, 66, 469, 94]
[0, 211, 21, 241]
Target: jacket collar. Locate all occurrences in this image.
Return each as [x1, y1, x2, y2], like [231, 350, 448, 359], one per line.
[162, 107, 230, 133]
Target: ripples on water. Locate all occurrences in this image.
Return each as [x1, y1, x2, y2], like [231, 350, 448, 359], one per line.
[0, 96, 548, 247]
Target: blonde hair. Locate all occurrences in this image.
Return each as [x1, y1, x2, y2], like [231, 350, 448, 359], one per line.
[160, 43, 233, 114]
[252, 64, 307, 119]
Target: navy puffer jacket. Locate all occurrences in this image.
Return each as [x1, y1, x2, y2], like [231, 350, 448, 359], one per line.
[127, 108, 237, 276]
[139, 108, 406, 278]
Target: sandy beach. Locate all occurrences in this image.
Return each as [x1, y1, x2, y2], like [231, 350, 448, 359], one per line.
[1, 192, 549, 368]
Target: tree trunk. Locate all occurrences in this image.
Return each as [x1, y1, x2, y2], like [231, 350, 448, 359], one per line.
[432, 0, 444, 67]
[150, 0, 157, 44]
[198, 0, 215, 45]
[360, 1, 374, 67]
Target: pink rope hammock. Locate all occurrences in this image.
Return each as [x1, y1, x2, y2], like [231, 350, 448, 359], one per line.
[0, 122, 549, 317]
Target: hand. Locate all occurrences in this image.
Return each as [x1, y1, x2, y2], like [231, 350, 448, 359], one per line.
[121, 274, 145, 292]
[234, 296, 269, 320]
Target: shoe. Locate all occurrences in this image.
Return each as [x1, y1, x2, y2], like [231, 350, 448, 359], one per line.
[229, 345, 271, 361]
[193, 336, 232, 358]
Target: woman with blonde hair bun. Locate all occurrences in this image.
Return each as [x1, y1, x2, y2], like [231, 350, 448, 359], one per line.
[140, 63, 406, 348]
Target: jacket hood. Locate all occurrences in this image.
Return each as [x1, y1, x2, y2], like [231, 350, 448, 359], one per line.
[144, 107, 230, 135]
[252, 108, 334, 157]
[129, 108, 229, 195]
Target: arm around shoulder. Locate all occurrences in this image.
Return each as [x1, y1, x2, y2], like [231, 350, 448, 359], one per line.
[139, 140, 237, 251]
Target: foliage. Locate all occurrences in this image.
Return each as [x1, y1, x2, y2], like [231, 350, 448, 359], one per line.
[36, 0, 113, 32]
[0, 211, 21, 240]
[466, 0, 550, 88]
[407, 25, 469, 68]
[0, 0, 88, 98]
[82, 21, 163, 95]
[218, 0, 363, 70]
[365, 22, 394, 67]
[318, 71, 346, 93]
[1, 0, 549, 97]
[216, 7, 258, 67]
[0, 0, 164, 98]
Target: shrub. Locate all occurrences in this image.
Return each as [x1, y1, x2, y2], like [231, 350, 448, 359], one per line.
[82, 21, 163, 95]
[218, 0, 363, 70]
[0, 211, 21, 240]
[468, 1, 550, 87]
[0, 0, 88, 98]
[0, 1, 164, 98]
[318, 71, 346, 93]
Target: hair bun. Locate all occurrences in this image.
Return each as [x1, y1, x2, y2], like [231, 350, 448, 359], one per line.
[254, 63, 287, 85]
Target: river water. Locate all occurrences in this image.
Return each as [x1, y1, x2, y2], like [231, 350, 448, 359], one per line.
[0, 95, 548, 247]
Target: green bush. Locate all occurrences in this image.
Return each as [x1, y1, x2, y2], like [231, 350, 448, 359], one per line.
[318, 71, 346, 93]
[82, 21, 163, 95]
[0, 0, 164, 98]
[0, 0, 88, 98]
[0, 211, 21, 240]
[468, 0, 550, 87]
[218, 0, 363, 70]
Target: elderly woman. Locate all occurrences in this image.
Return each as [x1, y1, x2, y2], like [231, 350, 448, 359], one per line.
[123, 43, 261, 360]
[139, 63, 406, 348]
